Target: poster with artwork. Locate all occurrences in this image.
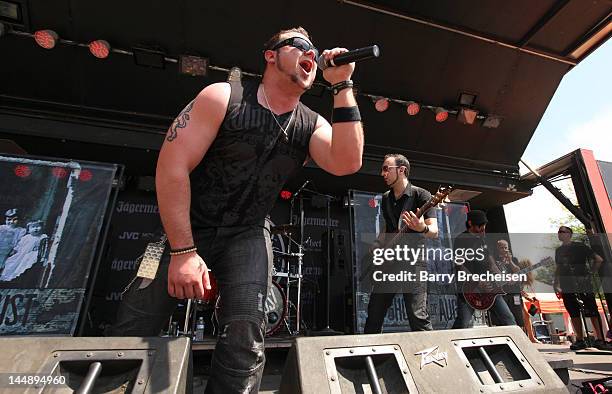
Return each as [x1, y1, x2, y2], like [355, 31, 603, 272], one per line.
[0, 155, 118, 335]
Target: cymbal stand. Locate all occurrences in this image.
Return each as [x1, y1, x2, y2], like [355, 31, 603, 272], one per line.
[282, 194, 305, 335]
[296, 195, 304, 334]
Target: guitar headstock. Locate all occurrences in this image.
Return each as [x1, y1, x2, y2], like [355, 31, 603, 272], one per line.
[418, 185, 454, 217]
[432, 185, 453, 205]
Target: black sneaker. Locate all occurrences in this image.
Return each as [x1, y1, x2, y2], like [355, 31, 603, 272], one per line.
[593, 340, 612, 350]
[570, 339, 587, 350]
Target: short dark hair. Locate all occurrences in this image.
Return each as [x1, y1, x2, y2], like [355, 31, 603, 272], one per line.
[384, 154, 410, 176]
[559, 225, 573, 234]
[263, 27, 313, 51]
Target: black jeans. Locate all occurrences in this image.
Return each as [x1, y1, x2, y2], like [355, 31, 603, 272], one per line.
[364, 291, 432, 333]
[109, 225, 273, 393]
[363, 262, 432, 333]
[452, 293, 516, 329]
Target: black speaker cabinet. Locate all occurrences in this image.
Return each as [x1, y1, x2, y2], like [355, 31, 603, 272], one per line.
[280, 326, 567, 393]
[0, 336, 191, 393]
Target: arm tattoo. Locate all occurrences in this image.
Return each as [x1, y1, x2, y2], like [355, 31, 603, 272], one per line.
[167, 100, 195, 142]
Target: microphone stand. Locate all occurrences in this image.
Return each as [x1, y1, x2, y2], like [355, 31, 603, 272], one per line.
[305, 188, 343, 336]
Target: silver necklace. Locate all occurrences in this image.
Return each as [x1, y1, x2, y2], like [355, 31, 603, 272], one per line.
[261, 84, 296, 140]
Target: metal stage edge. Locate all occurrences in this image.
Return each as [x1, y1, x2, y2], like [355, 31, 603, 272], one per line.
[191, 335, 298, 351]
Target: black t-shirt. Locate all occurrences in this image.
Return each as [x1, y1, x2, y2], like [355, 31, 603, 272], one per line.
[555, 241, 595, 280]
[189, 80, 318, 228]
[453, 231, 491, 275]
[381, 183, 436, 233]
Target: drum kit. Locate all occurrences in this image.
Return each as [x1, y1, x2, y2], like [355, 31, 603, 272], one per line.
[267, 222, 305, 336]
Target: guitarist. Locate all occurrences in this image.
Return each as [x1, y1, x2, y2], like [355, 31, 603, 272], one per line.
[451, 210, 516, 329]
[492, 239, 524, 327]
[363, 154, 438, 333]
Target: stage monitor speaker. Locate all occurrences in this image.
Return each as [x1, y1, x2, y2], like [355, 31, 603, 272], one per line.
[0, 336, 191, 393]
[280, 326, 567, 393]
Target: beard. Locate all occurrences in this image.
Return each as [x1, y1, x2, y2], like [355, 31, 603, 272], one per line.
[277, 56, 314, 91]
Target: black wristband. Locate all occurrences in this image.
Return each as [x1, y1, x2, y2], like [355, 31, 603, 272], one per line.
[331, 80, 354, 95]
[332, 106, 361, 123]
[419, 225, 429, 234]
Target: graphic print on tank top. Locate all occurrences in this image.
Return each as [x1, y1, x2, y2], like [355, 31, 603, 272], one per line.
[190, 80, 318, 228]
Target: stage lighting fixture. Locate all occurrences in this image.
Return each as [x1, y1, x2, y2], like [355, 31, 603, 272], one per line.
[483, 114, 503, 128]
[280, 190, 292, 200]
[89, 39, 110, 59]
[457, 107, 479, 125]
[0, 1, 19, 22]
[374, 98, 389, 112]
[406, 101, 420, 116]
[434, 107, 448, 122]
[227, 66, 242, 82]
[0, 0, 28, 30]
[133, 47, 165, 69]
[179, 55, 209, 77]
[458, 92, 477, 106]
[34, 29, 58, 49]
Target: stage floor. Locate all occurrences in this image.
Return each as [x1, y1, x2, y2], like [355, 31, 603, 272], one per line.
[535, 343, 612, 389]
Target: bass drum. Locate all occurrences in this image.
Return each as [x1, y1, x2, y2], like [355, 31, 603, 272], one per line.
[213, 280, 287, 337]
[264, 280, 287, 336]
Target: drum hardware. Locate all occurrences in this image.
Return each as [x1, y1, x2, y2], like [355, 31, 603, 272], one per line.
[173, 279, 290, 339]
[272, 271, 303, 279]
[275, 223, 306, 336]
[270, 223, 299, 235]
[273, 250, 304, 258]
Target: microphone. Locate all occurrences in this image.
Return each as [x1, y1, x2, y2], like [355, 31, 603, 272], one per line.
[317, 45, 380, 70]
[293, 180, 310, 199]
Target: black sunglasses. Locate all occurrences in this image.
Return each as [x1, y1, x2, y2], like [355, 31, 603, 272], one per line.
[271, 37, 319, 58]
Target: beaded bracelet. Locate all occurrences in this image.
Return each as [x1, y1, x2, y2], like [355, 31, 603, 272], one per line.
[169, 246, 197, 256]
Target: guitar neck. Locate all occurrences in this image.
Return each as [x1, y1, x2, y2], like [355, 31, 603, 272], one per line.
[515, 258, 552, 276]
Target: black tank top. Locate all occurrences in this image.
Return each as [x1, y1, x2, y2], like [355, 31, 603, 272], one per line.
[190, 80, 318, 228]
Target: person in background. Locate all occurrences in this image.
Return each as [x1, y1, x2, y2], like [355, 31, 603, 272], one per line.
[554, 225, 609, 350]
[452, 210, 516, 329]
[0, 208, 26, 274]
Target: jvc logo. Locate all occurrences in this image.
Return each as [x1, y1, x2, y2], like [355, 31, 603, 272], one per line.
[105, 292, 123, 301]
[118, 232, 140, 240]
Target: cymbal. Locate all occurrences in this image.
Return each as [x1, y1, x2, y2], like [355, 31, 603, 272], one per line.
[270, 224, 299, 235]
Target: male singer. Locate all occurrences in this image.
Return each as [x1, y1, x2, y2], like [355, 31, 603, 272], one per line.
[111, 27, 363, 392]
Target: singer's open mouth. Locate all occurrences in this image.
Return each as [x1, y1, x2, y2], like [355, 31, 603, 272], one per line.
[299, 60, 313, 73]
